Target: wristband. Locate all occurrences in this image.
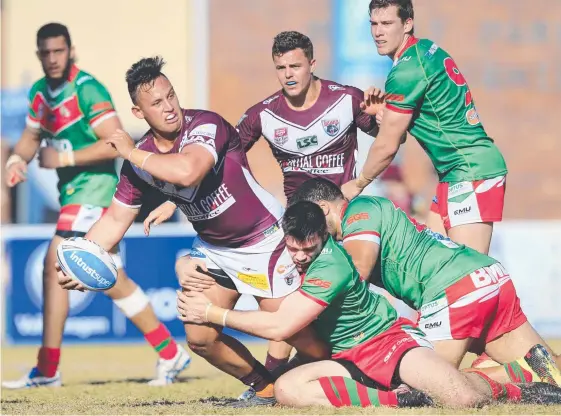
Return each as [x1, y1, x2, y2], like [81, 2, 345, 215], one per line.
[222, 310, 229, 328]
[140, 153, 153, 170]
[59, 151, 76, 167]
[6, 154, 25, 169]
[356, 172, 374, 189]
[204, 302, 213, 322]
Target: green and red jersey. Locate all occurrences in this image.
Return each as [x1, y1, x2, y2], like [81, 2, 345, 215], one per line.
[27, 65, 118, 207]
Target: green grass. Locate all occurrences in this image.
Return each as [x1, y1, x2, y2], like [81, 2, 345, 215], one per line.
[2, 342, 561, 414]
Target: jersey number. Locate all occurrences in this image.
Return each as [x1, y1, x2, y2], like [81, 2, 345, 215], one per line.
[444, 57, 472, 107]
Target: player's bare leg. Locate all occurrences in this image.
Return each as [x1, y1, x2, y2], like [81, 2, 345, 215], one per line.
[447, 222, 493, 255]
[274, 359, 432, 408]
[42, 235, 70, 349]
[106, 264, 191, 386]
[183, 283, 276, 405]
[474, 322, 561, 386]
[425, 209, 447, 235]
[2, 235, 67, 388]
[431, 338, 472, 368]
[399, 347, 492, 407]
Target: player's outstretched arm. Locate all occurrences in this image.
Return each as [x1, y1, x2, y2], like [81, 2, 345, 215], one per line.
[177, 289, 324, 342]
[342, 109, 412, 200]
[5, 127, 41, 187]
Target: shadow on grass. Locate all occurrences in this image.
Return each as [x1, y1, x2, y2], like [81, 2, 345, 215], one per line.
[84, 375, 205, 385]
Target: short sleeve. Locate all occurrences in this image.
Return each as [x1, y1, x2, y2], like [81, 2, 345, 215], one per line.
[298, 259, 349, 306]
[113, 161, 149, 208]
[179, 112, 231, 166]
[342, 198, 382, 245]
[347, 86, 377, 134]
[236, 110, 262, 152]
[384, 61, 428, 114]
[77, 78, 117, 129]
[26, 84, 43, 130]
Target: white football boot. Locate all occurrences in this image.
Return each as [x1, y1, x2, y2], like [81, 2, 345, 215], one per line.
[2, 367, 62, 389]
[148, 344, 191, 386]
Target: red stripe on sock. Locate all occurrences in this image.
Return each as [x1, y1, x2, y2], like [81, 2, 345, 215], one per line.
[378, 390, 398, 407]
[521, 367, 533, 382]
[356, 381, 371, 407]
[471, 370, 506, 400]
[504, 383, 522, 402]
[144, 324, 178, 360]
[319, 377, 342, 407]
[37, 347, 60, 378]
[332, 376, 351, 406]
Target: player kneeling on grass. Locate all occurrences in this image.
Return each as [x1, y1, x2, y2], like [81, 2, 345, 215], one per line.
[177, 202, 561, 408]
[290, 177, 561, 389]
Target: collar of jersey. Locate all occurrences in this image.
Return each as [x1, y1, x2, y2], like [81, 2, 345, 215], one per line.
[47, 64, 80, 97]
[394, 36, 419, 62]
[339, 201, 349, 220]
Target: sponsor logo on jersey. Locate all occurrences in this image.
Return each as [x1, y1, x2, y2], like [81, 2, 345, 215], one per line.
[469, 263, 509, 289]
[307, 278, 331, 288]
[189, 123, 217, 140]
[466, 108, 481, 125]
[321, 247, 333, 254]
[237, 272, 270, 291]
[352, 332, 366, 342]
[263, 223, 279, 237]
[274, 127, 289, 145]
[424, 321, 442, 330]
[453, 206, 472, 215]
[178, 183, 236, 222]
[296, 135, 318, 149]
[321, 119, 340, 136]
[32, 94, 84, 135]
[76, 75, 93, 86]
[327, 84, 346, 91]
[189, 248, 206, 259]
[263, 94, 280, 105]
[346, 212, 369, 225]
[281, 153, 345, 175]
[424, 43, 439, 58]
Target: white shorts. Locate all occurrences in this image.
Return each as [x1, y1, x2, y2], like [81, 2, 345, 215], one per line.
[189, 226, 301, 298]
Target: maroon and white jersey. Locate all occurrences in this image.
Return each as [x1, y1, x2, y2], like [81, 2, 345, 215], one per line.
[114, 109, 283, 248]
[237, 80, 377, 199]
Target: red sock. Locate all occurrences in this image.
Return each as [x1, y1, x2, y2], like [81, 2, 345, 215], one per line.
[468, 370, 507, 400]
[37, 347, 60, 378]
[144, 324, 178, 360]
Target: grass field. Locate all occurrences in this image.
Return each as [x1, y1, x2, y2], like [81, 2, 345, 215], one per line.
[2, 341, 561, 415]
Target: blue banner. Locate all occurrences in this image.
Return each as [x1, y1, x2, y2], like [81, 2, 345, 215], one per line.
[4, 229, 195, 344]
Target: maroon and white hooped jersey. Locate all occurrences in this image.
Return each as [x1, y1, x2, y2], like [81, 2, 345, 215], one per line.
[114, 109, 283, 248]
[237, 80, 377, 200]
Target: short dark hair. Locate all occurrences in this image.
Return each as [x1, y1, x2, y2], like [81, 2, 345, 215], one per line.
[272, 31, 314, 61]
[282, 201, 327, 243]
[126, 56, 167, 104]
[369, 0, 414, 33]
[37, 23, 71, 48]
[289, 178, 344, 206]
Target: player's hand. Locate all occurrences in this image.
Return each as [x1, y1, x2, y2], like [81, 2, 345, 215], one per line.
[175, 256, 215, 291]
[38, 147, 61, 169]
[176, 289, 211, 324]
[341, 179, 364, 201]
[5, 159, 28, 187]
[144, 201, 177, 236]
[105, 129, 135, 159]
[55, 262, 87, 292]
[360, 86, 385, 116]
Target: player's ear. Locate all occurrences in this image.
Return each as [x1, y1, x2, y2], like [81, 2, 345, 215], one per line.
[131, 106, 145, 120]
[309, 58, 317, 74]
[317, 200, 330, 216]
[404, 18, 414, 34]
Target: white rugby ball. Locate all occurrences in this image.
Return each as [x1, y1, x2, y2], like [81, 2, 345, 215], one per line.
[56, 237, 117, 291]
